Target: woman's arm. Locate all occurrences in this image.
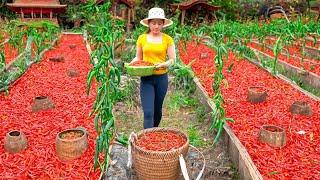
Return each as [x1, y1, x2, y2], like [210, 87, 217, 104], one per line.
[130, 45, 143, 63]
[166, 44, 176, 66]
[155, 44, 176, 68]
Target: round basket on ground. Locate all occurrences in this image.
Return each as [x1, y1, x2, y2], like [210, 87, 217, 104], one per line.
[56, 128, 88, 161]
[131, 127, 189, 180]
[247, 86, 268, 103]
[289, 101, 312, 116]
[258, 125, 286, 148]
[4, 130, 28, 153]
[125, 62, 155, 77]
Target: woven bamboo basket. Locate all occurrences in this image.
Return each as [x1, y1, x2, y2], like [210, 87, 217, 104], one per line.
[56, 128, 88, 161]
[131, 127, 189, 180]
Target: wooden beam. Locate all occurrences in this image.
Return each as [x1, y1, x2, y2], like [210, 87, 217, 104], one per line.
[181, 10, 186, 25]
[131, 8, 135, 22]
[204, 13, 208, 23]
[20, 8, 24, 19]
[127, 8, 131, 32]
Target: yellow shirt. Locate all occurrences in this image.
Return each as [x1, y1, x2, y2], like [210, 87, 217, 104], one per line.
[137, 33, 174, 75]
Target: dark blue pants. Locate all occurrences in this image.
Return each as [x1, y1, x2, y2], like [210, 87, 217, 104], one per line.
[140, 74, 168, 129]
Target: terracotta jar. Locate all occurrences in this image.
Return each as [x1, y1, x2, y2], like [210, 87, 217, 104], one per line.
[4, 130, 28, 153]
[259, 125, 286, 148]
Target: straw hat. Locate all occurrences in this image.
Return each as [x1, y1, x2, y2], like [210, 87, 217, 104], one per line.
[140, 7, 173, 28]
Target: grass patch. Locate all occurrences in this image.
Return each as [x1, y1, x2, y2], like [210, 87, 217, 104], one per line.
[187, 125, 205, 147]
[165, 90, 197, 115]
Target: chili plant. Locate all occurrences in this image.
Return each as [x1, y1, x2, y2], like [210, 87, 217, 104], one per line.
[205, 22, 234, 144]
[0, 52, 4, 71]
[170, 59, 195, 95]
[85, 0, 124, 175]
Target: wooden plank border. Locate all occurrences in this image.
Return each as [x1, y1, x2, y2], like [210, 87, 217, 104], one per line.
[248, 46, 320, 96]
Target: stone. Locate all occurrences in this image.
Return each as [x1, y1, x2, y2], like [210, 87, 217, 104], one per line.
[49, 56, 64, 62]
[67, 69, 80, 77]
[200, 52, 208, 59]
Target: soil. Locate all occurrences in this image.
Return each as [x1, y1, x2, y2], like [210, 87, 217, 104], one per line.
[107, 75, 239, 180]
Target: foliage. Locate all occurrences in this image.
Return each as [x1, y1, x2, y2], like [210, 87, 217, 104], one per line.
[209, 0, 239, 20]
[6, 20, 59, 56]
[0, 20, 59, 92]
[167, 90, 197, 113]
[84, 0, 124, 174]
[0, 4, 17, 20]
[187, 125, 205, 147]
[170, 59, 195, 95]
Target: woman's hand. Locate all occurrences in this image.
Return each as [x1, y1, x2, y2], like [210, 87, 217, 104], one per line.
[155, 62, 168, 69]
[155, 59, 174, 70]
[129, 57, 140, 65]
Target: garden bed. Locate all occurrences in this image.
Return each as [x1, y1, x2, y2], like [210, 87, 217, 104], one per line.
[247, 43, 320, 92]
[179, 41, 320, 179]
[248, 41, 320, 76]
[0, 34, 100, 178]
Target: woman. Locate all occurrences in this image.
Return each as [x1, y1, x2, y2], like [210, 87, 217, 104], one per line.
[130, 7, 176, 129]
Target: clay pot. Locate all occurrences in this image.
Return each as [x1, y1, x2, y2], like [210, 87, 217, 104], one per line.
[270, 13, 282, 19]
[67, 69, 79, 77]
[56, 128, 88, 161]
[290, 101, 312, 116]
[200, 52, 208, 59]
[247, 86, 267, 103]
[49, 55, 64, 62]
[31, 96, 55, 112]
[69, 44, 76, 49]
[259, 125, 286, 148]
[4, 130, 28, 153]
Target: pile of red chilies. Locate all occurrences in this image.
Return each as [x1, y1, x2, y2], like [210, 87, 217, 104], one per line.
[0, 34, 100, 179]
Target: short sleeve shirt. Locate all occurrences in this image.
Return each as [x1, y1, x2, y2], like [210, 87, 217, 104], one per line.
[136, 33, 174, 74]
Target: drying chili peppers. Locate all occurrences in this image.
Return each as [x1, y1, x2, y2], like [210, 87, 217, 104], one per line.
[3, 42, 18, 64]
[248, 41, 320, 76]
[178, 41, 320, 179]
[136, 132, 187, 151]
[130, 61, 154, 67]
[0, 34, 100, 179]
[61, 131, 83, 140]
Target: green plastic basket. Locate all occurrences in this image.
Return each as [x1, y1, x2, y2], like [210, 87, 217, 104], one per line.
[125, 63, 155, 77]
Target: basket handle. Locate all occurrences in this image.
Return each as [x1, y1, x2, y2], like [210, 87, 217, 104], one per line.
[127, 132, 137, 168]
[179, 144, 206, 180]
